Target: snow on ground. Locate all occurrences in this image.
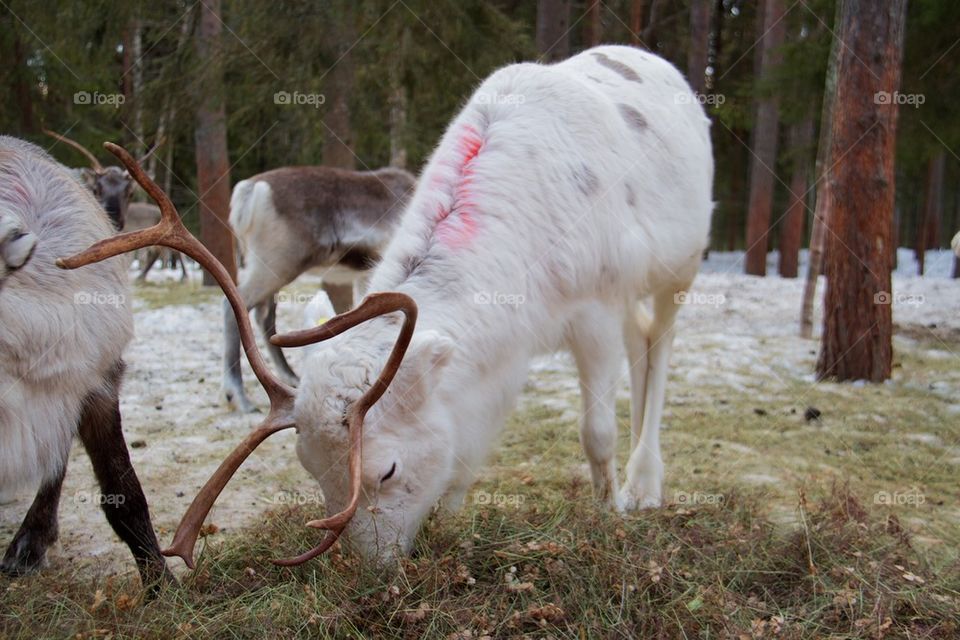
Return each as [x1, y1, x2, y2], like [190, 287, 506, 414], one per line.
[1, 251, 958, 579]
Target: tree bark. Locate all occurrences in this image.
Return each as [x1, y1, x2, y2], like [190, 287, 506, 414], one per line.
[629, 0, 645, 46]
[800, 0, 843, 339]
[914, 151, 945, 275]
[779, 116, 814, 278]
[583, 0, 602, 48]
[12, 30, 34, 133]
[687, 0, 711, 94]
[744, 0, 786, 276]
[193, 0, 235, 285]
[322, 7, 357, 169]
[536, 0, 571, 61]
[816, 0, 907, 383]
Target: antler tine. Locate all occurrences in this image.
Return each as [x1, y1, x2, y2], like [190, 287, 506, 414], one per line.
[163, 415, 297, 568]
[43, 129, 104, 172]
[270, 292, 417, 566]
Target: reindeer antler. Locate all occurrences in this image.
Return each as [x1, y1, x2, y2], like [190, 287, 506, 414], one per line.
[44, 129, 104, 172]
[57, 142, 417, 568]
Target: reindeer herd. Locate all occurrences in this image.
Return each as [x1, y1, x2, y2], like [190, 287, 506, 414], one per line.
[0, 46, 714, 588]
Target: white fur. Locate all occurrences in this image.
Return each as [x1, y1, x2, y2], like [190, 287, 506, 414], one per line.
[294, 46, 714, 559]
[0, 136, 132, 492]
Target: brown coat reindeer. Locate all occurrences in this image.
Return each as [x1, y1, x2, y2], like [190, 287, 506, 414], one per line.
[223, 166, 415, 412]
[0, 137, 171, 589]
[44, 130, 160, 231]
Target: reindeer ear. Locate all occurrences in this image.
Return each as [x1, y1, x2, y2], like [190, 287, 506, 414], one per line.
[388, 330, 454, 414]
[77, 168, 98, 191]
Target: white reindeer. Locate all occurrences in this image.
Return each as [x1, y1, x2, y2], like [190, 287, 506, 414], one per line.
[0, 137, 170, 587]
[952, 230, 960, 258]
[63, 45, 713, 567]
[222, 166, 415, 412]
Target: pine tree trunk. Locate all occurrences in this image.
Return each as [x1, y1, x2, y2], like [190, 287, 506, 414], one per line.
[193, 0, 235, 285]
[687, 0, 710, 94]
[744, 0, 786, 276]
[779, 116, 814, 278]
[630, 0, 645, 46]
[816, 0, 907, 382]
[322, 19, 356, 169]
[915, 152, 945, 275]
[12, 30, 34, 133]
[583, 1, 602, 48]
[536, 0, 571, 61]
[800, 0, 843, 338]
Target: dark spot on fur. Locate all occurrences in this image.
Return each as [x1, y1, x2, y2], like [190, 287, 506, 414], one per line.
[626, 184, 637, 208]
[573, 165, 600, 196]
[586, 75, 605, 84]
[618, 104, 648, 133]
[593, 52, 642, 83]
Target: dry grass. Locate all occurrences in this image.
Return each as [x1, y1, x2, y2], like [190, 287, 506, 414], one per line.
[2, 283, 958, 638]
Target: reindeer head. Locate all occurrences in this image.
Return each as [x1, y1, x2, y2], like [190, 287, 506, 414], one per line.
[45, 130, 160, 231]
[292, 322, 455, 560]
[56, 142, 419, 568]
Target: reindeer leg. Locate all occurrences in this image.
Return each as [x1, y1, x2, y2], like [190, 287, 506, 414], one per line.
[77, 362, 173, 592]
[255, 298, 298, 387]
[136, 248, 160, 282]
[1, 464, 67, 575]
[323, 281, 355, 314]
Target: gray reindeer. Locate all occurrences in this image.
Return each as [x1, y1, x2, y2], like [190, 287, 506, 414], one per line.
[223, 166, 415, 412]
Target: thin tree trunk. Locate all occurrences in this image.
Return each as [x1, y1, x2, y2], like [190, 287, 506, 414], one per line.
[537, 0, 571, 61]
[779, 116, 814, 278]
[12, 30, 34, 133]
[388, 26, 409, 169]
[800, 0, 843, 338]
[193, 0, 235, 285]
[816, 0, 907, 383]
[630, 0, 645, 46]
[744, 0, 786, 276]
[583, 1, 602, 48]
[687, 0, 711, 94]
[322, 7, 356, 169]
[915, 151, 945, 275]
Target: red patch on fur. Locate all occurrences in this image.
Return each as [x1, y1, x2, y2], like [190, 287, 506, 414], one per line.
[434, 125, 484, 249]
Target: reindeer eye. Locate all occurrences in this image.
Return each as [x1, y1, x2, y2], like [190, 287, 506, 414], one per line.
[380, 462, 397, 483]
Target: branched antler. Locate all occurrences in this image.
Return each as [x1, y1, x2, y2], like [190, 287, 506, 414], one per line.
[57, 142, 417, 568]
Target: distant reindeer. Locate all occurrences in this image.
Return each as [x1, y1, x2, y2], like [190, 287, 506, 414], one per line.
[222, 166, 415, 412]
[0, 136, 171, 588]
[44, 129, 160, 231]
[66, 45, 713, 569]
[124, 202, 189, 282]
[952, 230, 960, 258]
